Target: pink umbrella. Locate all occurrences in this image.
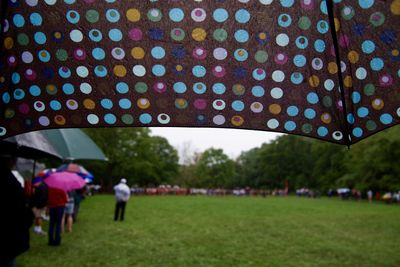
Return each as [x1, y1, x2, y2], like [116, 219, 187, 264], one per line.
[44, 172, 86, 192]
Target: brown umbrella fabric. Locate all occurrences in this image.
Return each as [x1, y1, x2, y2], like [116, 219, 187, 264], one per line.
[0, 0, 399, 145]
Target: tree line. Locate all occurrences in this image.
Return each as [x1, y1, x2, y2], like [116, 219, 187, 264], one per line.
[82, 126, 400, 194]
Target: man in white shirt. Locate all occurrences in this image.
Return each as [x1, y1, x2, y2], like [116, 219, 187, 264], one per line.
[113, 178, 130, 221]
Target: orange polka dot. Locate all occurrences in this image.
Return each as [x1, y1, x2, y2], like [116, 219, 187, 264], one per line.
[83, 99, 96, 110]
[269, 104, 281, 115]
[113, 65, 127, 77]
[328, 62, 338, 74]
[348, 51, 359, 64]
[4, 37, 13, 49]
[309, 75, 320, 87]
[131, 47, 145, 59]
[192, 28, 207, 41]
[343, 76, 353, 87]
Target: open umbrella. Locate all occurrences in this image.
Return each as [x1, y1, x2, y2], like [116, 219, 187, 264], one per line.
[0, 1, 399, 145]
[57, 163, 94, 183]
[40, 129, 107, 161]
[44, 171, 86, 192]
[0, 131, 61, 160]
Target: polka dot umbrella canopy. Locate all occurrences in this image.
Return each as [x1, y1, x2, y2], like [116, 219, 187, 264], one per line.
[0, 0, 399, 145]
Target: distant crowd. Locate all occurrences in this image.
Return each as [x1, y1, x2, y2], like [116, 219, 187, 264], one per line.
[129, 185, 400, 204]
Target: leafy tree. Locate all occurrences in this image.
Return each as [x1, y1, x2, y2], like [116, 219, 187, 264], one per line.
[194, 148, 237, 188]
[82, 128, 179, 190]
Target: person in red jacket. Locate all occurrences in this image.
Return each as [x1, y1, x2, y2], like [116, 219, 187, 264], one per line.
[47, 187, 68, 246]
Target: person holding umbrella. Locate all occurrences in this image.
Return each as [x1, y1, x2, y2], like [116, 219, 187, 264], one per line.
[114, 178, 131, 221]
[0, 156, 34, 267]
[44, 172, 85, 246]
[47, 186, 68, 246]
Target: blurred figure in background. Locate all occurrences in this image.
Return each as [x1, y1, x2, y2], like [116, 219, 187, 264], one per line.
[47, 186, 67, 246]
[0, 156, 33, 267]
[114, 178, 131, 222]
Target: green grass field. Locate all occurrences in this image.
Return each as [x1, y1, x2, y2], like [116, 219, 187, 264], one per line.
[18, 195, 400, 267]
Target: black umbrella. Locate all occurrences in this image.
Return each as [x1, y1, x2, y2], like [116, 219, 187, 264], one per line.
[1, 131, 61, 160]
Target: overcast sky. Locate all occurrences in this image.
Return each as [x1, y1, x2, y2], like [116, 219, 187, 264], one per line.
[149, 127, 282, 160]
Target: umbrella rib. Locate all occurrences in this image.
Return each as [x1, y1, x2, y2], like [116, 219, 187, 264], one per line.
[327, 0, 351, 147]
[59, 129, 75, 161]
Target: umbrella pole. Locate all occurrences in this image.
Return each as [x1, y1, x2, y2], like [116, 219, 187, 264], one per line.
[327, 0, 351, 148]
[32, 159, 36, 179]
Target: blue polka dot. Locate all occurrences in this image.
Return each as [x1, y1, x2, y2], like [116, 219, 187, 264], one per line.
[50, 100, 61, 111]
[94, 66, 107, 77]
[173, 82, 187, 93]
[357, 107, 369, 118]
[101, 99, 113, 109]
[30, 13, 42, 26]
[232, 100, 245, 112]
[13, 14, 25, 27]
[152, 64, 166, 77]
[380, 113, 393, 125]
[119, 99, 131, 109]
[347, 113, 355, 124]
[192, 65, 206, 78]
[352, 92, 361, 104]
[13, 89, 25, 100]
[317, 20, 329, 34]
[169, 8, 184, 22]
[304, 108, 316, 119]
[235, 9, 250, 23]
[213, 8, 229, 22]
[89, 30, 103, 42]
[62, 84, 74, 95]
[251, 86, 265, 97]
[11, 73, 20, 84]
[284, 121, 296, 131]
[295, 36, 308, 49]
[151, 46, 166, 59]
[108, 29, 123, 41]
[234, 29, 249, 43]
[116, 82, 129, 94]
[362, 40, 375, 54]
[290, 72, 304, 84]
[193, 82, 207, 94]
[307, 92, 319, 104]
[29, 85, 41, 96]
[92, 48, 106, 60]
[314, 39, 326, 52]
[317, 127, 328, 137]
[212, 83, 226, 95]
[66, 10, 80, 24]
[104, 114, 117, 124]
[149, 28, 164, 40]
[352, 127, 363, 138]
[280, 0, 294, 7]
[370, 58, 384, 71]
[278, 13, 292, 27]
[320, 1, 328, 14]
[293, 55, 307, 67]
[139, 113, 152, 124]
[359, 0, 374, 9]
[2, 92, 10, 104]
[106, 9, 120, 23]
[34, 32, 47, 44]
[287, 106, 299, 116]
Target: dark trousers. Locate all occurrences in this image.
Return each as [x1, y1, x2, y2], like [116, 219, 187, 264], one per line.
[114, 201, 126, 221]
[48, 207, 64, 246]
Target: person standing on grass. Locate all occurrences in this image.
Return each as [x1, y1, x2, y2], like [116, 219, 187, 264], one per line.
[61, 191, 74, 233]
[114, 178, 130, 221]
[47, 187, 68, 246]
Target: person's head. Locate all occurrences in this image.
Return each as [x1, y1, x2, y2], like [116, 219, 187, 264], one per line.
[120, 178, 127, 184]
[0, 155, 17, 170]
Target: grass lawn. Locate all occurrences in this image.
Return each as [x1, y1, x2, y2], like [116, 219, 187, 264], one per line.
[18, 195, 400, 267]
